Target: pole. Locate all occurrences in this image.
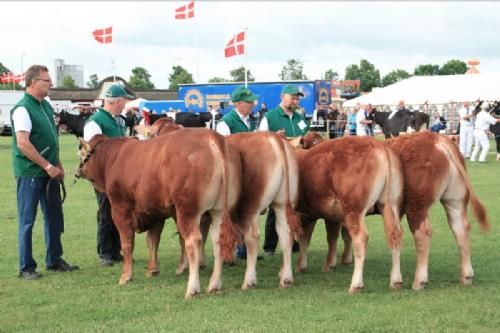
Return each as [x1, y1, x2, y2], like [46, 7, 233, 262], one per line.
[244, 27, 248, 88]
[194, 9, 199, 83]
[112, 24, 116, 82]
[20, 52, 26, 89]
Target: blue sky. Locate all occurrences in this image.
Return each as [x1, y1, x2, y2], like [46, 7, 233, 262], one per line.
[1, 1, 498, 88]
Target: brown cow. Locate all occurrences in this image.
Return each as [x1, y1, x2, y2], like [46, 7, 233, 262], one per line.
[295, 136, 404, 293]
[76, 129, 241, 299]
[145, 119, 302, 289]
[303, 132, 490, 290]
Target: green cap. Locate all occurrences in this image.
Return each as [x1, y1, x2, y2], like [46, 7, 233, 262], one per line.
[105, 84, 135, 99]
[231, 86, 259, 103]
[281, 84, 304, 96]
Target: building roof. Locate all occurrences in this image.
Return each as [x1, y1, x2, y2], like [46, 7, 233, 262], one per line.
[343, 74, 500, 108]
[48, 76, 176, 102]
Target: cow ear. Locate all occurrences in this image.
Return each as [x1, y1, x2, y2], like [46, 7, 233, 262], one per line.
[79, 138, 91, 151]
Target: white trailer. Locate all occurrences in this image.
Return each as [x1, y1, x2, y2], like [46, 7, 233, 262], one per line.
[0, 91, 24, 135]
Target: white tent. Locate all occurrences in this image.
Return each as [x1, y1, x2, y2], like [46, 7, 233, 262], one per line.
[343, 74, 500, 108]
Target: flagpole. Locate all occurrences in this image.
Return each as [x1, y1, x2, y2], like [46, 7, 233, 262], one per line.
[244, 27, 248, 88]
[194, 5, 199, 83]
[112, 24, 116, 83]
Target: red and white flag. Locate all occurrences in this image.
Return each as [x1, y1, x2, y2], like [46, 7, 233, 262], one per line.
[92, 26, 113, 44]
[175, 1, 194, 19]
[225, 31, 245, 58]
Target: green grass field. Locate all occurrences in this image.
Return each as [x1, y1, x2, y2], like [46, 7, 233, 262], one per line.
[0, 134, 499, 333]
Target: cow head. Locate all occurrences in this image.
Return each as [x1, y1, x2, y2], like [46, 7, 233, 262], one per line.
[408, 111, 430, 132]
[75, 135, 107, 181]
[287, 131, 325, 149]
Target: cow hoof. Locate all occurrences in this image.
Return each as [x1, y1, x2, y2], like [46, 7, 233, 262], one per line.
[147, 270, 160, 278]
[206, 286, 221, 294]
[175, 268, 186, 276]
[412, 280, 427, 291]
[241, 281, 257, 290]
[118, 276, 133, 285]
[322, 265, 335, 273]
[184, 289, 200, 299]
[461, 275, 473, 286]
[341, 258, 353, 265]
[390, 281, 403, 290]
[295, 266, 307, 273]
[279, 278, 293, 288]
[348, 286, 363, 294]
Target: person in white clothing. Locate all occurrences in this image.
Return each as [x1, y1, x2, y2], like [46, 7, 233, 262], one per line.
[355, 104, 371, 136]
[470, 102, 500, 162]
[458, 101, 475, 158]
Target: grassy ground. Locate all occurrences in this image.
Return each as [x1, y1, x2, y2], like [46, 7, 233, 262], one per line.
[0, 134, 499, 333]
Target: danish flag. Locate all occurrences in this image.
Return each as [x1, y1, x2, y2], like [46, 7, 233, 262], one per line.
[0, 72, 24, 83]
[224, 31, 245, 58]
[92, 26, 113, 44]
[175, 1, 195, 19]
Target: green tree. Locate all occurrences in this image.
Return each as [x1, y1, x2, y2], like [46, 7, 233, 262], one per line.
[128, 67, 155, 89]
[208, 77, 229, 83]
[344, 59, 381, 92]
[168, 65, 194, 91]
[439, 59, 467, 75]
[324, 69, 339, 81]
[279, 59, 308, 80]
[413, 64, 440, 76]
[229, 66, 255, 82]
[86, 74, 99, 88]
[381, 69, 411, 87]
[61, 75, 77, 88]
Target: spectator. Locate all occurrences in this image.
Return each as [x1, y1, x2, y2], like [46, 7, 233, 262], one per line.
[470, 102, 500, 162]
[458, 101, 474, 159]
[348, 108, 357, 135]
[11, 64, 79, 279]
[430, 111, 447, 132]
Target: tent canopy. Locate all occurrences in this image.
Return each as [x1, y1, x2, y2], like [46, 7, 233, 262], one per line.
[343, 74, 500, 108]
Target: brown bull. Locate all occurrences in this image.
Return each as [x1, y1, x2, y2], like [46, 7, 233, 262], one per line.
[302, 132, 490, 290]
[152, 118, 302, 290]
[76, 129, 240, 299]
[295, 136, 404, 293]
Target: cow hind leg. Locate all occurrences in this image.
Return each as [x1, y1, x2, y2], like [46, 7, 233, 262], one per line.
[409, 213, 432, 290]
[295, 218, 316, 273]
[323, 220, 342, 272]
[340, 225, 353, 265]
[380, 203, 403, 290]
[145, 221, 165, 277]
[345, 213, 368, 293]
[441, 198, 473, 285]
[207, 210, 224, 294]
[274, 206, 294, 288]
[241, 214, 260, 290]
[178, 214, 202, 299]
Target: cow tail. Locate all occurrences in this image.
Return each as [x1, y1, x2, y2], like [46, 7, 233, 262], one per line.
[275, 134, 302, 236]
[381, 145, 402, 248]
[438, 137, 490, 232]
[216, 137, 239, 261]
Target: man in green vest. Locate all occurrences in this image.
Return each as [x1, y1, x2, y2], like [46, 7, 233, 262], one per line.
[216, 86, 262, 260]
[11, 65, 79, 280]
[83, 84, 134, 266]
[216, 86, 257, 135]
[259, 84, 309, 256]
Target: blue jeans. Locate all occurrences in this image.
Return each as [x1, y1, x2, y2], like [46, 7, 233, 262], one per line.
[17, 177, 64, 272]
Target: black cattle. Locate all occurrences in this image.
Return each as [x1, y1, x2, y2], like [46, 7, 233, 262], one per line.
[149, 113, 169, 125]
[373, 109, 430, 138]
[149, 111, 220, 128]
[56, 110, 93, 138]
[487, 101, 500, 158]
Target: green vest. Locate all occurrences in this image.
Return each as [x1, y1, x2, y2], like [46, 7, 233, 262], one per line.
[265, 106, 309, 137]
[11, 93, 60, 177]
[221, 109, 255, 134]
[87, 108, 125, 138]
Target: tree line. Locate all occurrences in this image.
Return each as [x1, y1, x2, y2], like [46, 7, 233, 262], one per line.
[0, 59, 469, 92]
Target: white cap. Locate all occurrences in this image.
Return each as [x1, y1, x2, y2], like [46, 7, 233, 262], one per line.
[481, 102, 490, 110]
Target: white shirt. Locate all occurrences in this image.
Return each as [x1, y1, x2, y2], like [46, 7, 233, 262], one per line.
[12, 107, 32, 132]
[83, 121, 102, 141]
[216, 110, 251, 136]
[356, 109, 367, 136]
[474, 111, 497, 131]
[458, 107, 474, 127]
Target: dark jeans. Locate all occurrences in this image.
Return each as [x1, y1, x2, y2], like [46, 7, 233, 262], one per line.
[95, 191, 121, 260]
[17, 177, 64, 272]
[263, 208, 278, 253]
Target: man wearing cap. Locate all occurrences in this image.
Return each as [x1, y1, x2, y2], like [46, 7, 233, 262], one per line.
[259, 84, 309, 256]
[83, 84, 135, 266]
[458, 101, 475, 159]
[470, 102, 500, 163]
[216, 86, 257, 135]
[216, 86, 259, 260]
[11, 65, 79, 280]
